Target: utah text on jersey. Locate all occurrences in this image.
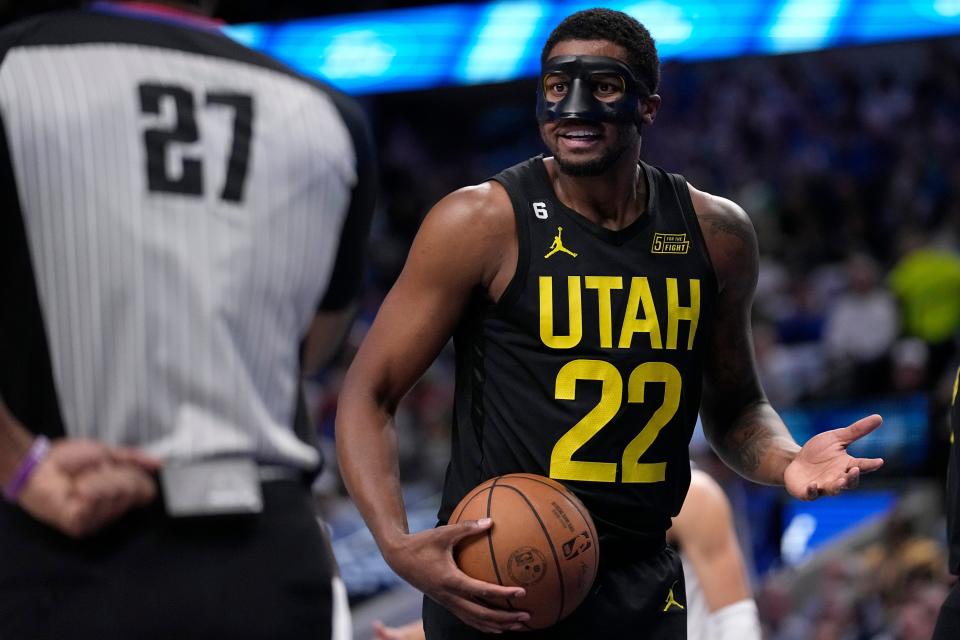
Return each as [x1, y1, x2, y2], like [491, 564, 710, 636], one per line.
[539, 275, 701, 351]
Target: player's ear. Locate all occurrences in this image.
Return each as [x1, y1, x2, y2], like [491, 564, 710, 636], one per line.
[640, 94, 661, 126]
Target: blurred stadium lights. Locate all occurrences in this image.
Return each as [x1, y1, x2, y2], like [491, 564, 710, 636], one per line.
[224, 0, 960, 94]
[456, 1, 545, 83]
[764, 0, 846, 53]
[781, 490, 899, 565]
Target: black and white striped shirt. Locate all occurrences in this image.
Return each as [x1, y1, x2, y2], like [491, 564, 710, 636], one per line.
[0, 5, 376, 471]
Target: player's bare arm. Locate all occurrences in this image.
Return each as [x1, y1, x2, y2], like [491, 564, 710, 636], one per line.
[691, 187, 797, 482]
[691, 185, 883, 499]
[671, 470, 752, 611]
[335, 182, 530, 633]
[670, 470, 761, 639]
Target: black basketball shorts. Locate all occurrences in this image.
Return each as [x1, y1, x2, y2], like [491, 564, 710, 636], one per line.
[423, 543, 687, 639]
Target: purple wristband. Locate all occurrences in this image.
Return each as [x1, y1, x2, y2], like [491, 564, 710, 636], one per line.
[3, 435, 50, 502]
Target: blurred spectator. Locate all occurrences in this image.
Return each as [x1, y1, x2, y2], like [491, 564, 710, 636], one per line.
[890, 338, 930, 394]
[775, 275, 828, 346]
[754, 322, 817, 406]
[757, 576, 812, 640]
[892, 581, 950, 640]
[888, 232, 960, 381]
[798, 558, 880, 640]
[861, 512, 948, 607]
[824, 253, 899, 396]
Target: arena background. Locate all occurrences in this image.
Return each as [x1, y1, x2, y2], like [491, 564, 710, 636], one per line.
[3, 1, 959, 638]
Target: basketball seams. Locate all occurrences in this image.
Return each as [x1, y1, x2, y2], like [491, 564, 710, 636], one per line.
[494, 483, 567, 626]
[452, 473, 598, 629]
[453, 483, 521, 614]
[486, 477, 507, 589]
[502, 474, 600, 579]
[449, 484, 491, 525]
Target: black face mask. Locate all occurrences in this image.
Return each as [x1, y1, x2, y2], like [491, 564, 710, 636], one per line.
[536, 55, 647, 129]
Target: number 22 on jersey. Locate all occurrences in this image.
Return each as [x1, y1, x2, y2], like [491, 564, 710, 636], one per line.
[550, 359, 681, 483]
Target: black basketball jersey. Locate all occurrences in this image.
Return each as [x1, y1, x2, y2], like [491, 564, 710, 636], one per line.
[947, 367, 960, 573]
[439, 155, 718, 545]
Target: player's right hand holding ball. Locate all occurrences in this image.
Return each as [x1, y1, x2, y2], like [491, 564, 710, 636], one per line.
[381, 518, 530, 634]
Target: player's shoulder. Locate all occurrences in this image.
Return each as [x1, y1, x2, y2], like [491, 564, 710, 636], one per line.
[685, 181, 758, 290]
[428, 180, 514, 232]
[686, 183, 753, 239]
[415, 181, 515, 270]
[405, 180, 515, 291]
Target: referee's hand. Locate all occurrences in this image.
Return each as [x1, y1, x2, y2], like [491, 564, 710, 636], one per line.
[17, 439, 160, 538]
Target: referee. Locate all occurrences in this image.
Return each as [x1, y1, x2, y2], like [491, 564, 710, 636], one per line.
[0, 2, 375, 639]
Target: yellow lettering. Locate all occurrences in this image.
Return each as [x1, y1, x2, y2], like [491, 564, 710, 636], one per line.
[618, 277, 662, 349]
[584, 276, 623, 349]
[622, 362, 681, 482]
[539, 276, 582, 349]
[550, 359, 620, 482]
[666, 278, 700, 350]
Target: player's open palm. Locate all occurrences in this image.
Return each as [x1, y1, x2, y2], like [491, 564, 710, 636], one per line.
[384, 518, 530, 633]
[784, 414, 884, 501]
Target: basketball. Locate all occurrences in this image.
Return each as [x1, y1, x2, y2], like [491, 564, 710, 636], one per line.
[450, 473, 599, 630]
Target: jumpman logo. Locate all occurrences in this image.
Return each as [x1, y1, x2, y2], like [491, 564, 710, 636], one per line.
[544, 226, 578, 259]
[662, 582, 685, 612]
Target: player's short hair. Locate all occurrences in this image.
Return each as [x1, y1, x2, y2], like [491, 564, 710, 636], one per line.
[541, 8, 660, 94]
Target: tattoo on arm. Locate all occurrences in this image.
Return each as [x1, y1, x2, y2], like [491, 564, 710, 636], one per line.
[699, 211, 756, 274]
[697, 194, 798, 483]
[723, 405, 773, 474]
[699, 208, 777, 475]
[701, 213, 754, 245]
[706, 319, 785, 477]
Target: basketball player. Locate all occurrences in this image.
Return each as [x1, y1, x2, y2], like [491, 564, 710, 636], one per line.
[0, 1, 374, 638]
[372, 467, 760, 640]
[336, 8, 882, 638]
[669, 468, 761, 640]
[933, 366, 960, 638]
